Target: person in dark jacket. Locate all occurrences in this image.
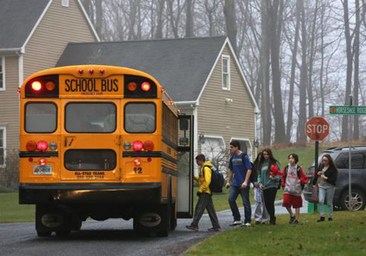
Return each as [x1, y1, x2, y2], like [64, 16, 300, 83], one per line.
[312, 154, 338, 222]
[258, 148, 281, 225]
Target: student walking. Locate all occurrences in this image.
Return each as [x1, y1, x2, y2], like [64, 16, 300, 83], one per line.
[186, 154, 221, 232]
[312, 154, 338, 222]
[226, 140, 253, 227]
[281, 153, 308, 224]
[252, 152, 269, 225]
[258, 148, 281, 225]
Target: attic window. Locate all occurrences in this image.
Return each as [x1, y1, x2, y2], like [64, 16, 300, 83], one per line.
[62, 0, 69, 7]
[222, 55, 230, 90]
[0, 57, 4, 91]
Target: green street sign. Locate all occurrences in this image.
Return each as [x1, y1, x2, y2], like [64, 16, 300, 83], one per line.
[329, 106, 366, 115]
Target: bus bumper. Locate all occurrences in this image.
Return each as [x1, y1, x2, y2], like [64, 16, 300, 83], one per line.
[19, 183, 162, 204]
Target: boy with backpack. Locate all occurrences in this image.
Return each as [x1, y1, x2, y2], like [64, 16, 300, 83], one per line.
[226, 140, 253, 227]
[186, 154, 221, 232]
[281, 153, 308, 224]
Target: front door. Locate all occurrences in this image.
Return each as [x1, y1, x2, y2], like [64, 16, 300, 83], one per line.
[177, 115, 194, 218]
[60, 99, 121, 181]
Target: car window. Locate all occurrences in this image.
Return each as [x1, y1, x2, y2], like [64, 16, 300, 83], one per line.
[335, 153, 364, 169]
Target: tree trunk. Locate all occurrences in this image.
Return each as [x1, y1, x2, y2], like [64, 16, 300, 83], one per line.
[269, 0, 286, 144]
[307, 0, 319, 119]
[155, 0, 165, 39]
[297, 0, 307, 143]
[185, 0, 194, 37]
[224, 0, 237, 54]
[260, 0, 271, 146]
[95, 0, 103, 39]
[353, 0, 361, 140]
[341, 0, 353, 142]
[286, 0, 301, 142]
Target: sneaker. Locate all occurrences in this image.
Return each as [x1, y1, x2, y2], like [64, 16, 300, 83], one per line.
[241, 222, 251, 227]
[289, 215, 295, 224]
[328, 218, 333, 221]
[317, 217, 325, 222]
[186, 225, 199, 231]
[230, 220, 242, 226]
[255, 221, 261, 225]
[292, 220, 299, 224]
[208, 227, 221, 232]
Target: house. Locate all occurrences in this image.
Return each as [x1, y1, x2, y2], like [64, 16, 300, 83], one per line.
[57, 37, 259, 169]
[0, 0, 99, 171]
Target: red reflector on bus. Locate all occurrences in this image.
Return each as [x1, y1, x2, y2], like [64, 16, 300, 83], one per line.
[132, 141, 143, 151]
[141, 82, 151, 92]
[36, 141, 48, 151]
[39, 158, 47, 166]
[26, 140, 37, 151]
[31, 81, 42, 91]
[134, 158, 142, 166]
[127, 82, 137, 91]
[45, 81, 56, 91]
[143, 140, 154, 151]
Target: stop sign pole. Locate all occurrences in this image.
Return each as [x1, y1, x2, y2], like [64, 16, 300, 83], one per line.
[305, 117, 330, 188]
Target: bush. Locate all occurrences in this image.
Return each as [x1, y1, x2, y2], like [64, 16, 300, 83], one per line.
[0, 149, 19, 189]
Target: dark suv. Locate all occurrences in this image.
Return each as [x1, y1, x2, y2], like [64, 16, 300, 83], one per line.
[304, 146, 366, 211]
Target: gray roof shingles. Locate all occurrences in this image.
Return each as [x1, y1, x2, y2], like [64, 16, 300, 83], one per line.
[56, 37, 227, 102]
[0, 0, 50, 49]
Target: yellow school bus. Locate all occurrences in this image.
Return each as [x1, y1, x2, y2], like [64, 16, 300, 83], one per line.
[19, 65, 194, 237]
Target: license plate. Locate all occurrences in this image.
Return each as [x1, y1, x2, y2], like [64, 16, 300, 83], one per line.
[33, 166, 52, 175]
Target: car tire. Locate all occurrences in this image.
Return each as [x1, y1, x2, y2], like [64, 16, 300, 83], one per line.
[340, 188, 366, 211]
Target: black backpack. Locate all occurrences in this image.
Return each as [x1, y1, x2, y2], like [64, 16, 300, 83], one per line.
[203, 165, 224, 193]
[239, 153, 256, 184]
[284, 165, 304, 190]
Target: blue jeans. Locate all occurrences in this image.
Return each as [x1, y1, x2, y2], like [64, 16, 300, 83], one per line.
[228, 185, 251, 223]
[318, 186, 335, 218]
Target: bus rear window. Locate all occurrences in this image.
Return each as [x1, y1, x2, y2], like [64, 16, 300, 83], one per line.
[25, 103, 57, 133]
[124, 103, 156, 133]
[64, 149, 116, 170]
[65, 103, 116, 133]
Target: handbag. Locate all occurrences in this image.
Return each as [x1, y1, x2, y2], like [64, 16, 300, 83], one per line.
[309, 185, 318, 203]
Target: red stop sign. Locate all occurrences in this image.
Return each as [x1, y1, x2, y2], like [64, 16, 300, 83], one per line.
[305, 117, 330, 141]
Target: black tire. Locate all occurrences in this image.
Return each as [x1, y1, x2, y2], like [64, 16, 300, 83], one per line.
[56, 229, 71, 237]
[37, 231, 52, 237]
[340, 189, 366, 211]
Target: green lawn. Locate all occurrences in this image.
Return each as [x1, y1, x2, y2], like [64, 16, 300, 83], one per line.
[185, 210, 366, 256]
[0, 192, 34, 223]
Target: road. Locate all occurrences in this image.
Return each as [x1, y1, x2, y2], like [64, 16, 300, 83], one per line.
[0, 199, 308, 256]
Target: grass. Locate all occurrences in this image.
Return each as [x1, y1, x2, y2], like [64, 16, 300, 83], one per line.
[185, 210, 366, 256]
[0, 192, 34, 223]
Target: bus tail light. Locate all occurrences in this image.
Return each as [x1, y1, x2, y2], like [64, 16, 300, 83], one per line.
[141, 82, 151, 92]
[26, 140, 37, 151]
[132, 141, 143, 151]
[45, 81, 56, 91]
[25, 75, 59, 98]
[39, 159, 47, 166]
[49, 142, 57, 150]
[36, 141, 48, 151]
[143, 140, 154, 151]
[31, 81, 42, 91]
[127, 82, 137, 91]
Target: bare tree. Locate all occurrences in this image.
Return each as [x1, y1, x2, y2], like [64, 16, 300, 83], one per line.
[224, 0, 237, 53]
[185, 0, 194, 37]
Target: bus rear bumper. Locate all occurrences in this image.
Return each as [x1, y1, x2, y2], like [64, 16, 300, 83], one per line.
[19, 183, 162, 204]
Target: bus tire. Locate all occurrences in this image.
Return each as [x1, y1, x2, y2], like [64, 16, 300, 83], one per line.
[37, 231, 52, 237]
